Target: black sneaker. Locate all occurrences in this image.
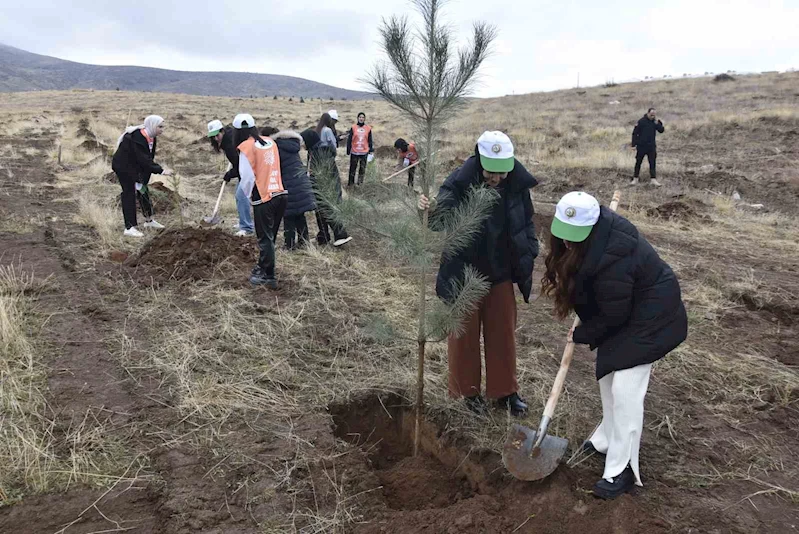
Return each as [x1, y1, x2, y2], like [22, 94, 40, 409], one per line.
[497, 392, 528, 416]
[464, 394, 488, 415]
[250, 268, 278, 289]
[593, 465, 635, 500]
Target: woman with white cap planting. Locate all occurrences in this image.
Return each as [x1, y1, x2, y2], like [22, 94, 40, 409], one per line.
[418, 131, 539, 416]
[112, 115, 172, 237]
[207, 119, 254, 236]
[232, 114, 288, 288]
[541, 191, 688, 499]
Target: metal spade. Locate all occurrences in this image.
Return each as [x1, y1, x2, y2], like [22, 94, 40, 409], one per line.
[202, 181, 226, 226]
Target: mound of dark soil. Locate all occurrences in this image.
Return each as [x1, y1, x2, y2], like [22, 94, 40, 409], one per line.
[128, 228, 255, 282]
[714, 73, 736, 83]
[374, 145, 397, 159]
[684, 169, 747, 194]
[647, 198, 708, 220]
[146, 182, 184, 213]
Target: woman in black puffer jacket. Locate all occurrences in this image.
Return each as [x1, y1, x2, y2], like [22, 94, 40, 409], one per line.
[265, 128, 317, 249]
[541, 191, 687, 501]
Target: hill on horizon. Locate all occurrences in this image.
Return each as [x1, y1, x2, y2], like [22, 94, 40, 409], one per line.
[0, 43, 374, 100]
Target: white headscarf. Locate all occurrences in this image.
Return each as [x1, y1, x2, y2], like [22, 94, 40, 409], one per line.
[116, 115, 164, 149]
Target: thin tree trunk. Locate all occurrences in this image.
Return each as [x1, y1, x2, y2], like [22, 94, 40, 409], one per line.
[414, 208, 429, 457]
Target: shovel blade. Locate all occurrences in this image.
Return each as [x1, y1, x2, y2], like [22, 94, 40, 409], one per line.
[502, 423, 569, 481]
[201, 214, 221, 226]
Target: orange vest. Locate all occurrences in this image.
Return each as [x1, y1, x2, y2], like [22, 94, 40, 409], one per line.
[351, 124, 371, 154]
[402, 143, 419, 162]
[238, 137, 285, 204]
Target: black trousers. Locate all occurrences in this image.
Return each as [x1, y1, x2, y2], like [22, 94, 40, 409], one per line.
[253, 195, 287, 276]
[407, 166, 416, 188]
[348, 154, 368, 186]
[117, 172, 153, 229]
[315, 207, 348, 245]
[283, 213, 310, 248]
[634, 148, 657, 179]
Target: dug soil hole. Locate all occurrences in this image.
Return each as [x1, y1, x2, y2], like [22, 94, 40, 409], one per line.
[330, 395, 670, 534]
[331, 394, 476, 512]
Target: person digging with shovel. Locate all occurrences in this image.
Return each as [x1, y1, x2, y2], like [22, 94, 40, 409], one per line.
[207, 119, 254, 236]
[418, 131, 538, 417]
[394, 138, 419, 188]
[233, 114, 288, 288]
[112, 115, 172, 238]
[541, 191, 687, 499]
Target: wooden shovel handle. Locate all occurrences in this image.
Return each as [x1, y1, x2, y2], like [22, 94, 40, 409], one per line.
[211, 181, 226, 217]
[541, 190, 622, 420]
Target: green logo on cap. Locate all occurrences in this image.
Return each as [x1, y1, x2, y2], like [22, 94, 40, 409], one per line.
[491, 143, 502, 154]
[565, 207, 576, 218]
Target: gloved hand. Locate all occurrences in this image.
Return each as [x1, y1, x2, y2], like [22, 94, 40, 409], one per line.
[223, 174, 232, 183]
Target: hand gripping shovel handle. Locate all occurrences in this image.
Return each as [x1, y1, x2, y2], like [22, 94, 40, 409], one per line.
[531, 190, 622, 451]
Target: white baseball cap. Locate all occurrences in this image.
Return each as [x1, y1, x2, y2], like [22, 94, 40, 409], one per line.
[232, 113, 256, 129]
[207, 119, 224, 137]
[477, 131, 515, 173]
[551, 192, 601, 243]
[328, 109, 339, 121]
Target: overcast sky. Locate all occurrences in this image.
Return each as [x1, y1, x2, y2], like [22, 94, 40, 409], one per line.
[1, 0, 797, 97]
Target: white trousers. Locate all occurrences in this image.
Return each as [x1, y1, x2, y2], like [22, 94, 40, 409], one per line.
[588, 363, 652, 486]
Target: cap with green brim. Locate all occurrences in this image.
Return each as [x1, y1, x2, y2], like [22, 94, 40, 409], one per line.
[477, 130, 515, 173]
[207, 119, 224, 137]
[550, 191, 601, 243]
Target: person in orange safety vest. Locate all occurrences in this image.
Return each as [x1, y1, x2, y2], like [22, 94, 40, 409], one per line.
[346, 112, 374, 187]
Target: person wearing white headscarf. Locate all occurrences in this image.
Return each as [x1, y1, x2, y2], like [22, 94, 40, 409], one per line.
[111, 115, 172, 237]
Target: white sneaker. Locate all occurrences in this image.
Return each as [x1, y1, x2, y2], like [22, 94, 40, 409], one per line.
[123, 227, 144, 238]
[650, 179, 662, 187]
[333, 237, 353, 247]
[235, 229, 254, 237]
[629, 177, 639, 186]
[143, 220, 165, 229]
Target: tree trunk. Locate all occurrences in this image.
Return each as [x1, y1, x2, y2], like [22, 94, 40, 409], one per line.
[413, 208, 429, 457]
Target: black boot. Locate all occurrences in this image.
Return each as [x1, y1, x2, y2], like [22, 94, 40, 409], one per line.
[593, 465, 635, 500]
[464, 394, 488, 415]
[497, 392, 528, 416]
[250, 267, 278, 289]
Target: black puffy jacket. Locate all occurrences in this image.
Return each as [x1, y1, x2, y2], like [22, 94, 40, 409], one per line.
[112, 129, 162, 184]
[631, 115, 665, 150]
[300, 129, 343, 201]
[432, 154, 539, 303]
[572, 207, 688, 379]
[272, 130, 316, 217]
[219, 126, 240, 182]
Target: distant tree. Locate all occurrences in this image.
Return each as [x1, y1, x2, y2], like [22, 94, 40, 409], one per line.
[300, 97, 305, 103]
[274, 95, 278, 100]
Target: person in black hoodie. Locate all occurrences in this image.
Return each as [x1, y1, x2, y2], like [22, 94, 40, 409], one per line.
[542, 191, 687, 500]
[208, 119, 254, 236]
[630, 108, 665, 186]
[264, 127, 317, 249]
[299, 128, 353, 247]
[112, 115, 172, 238]
[417, 131, 538, 417]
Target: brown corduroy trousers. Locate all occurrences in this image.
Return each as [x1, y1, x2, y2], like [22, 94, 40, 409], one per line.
[448, 281, 519, 399]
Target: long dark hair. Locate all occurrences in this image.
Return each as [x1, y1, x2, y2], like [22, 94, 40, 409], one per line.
[315, 113, 333, 134]
[210, 134, 222, 153]
[541, 233, 593, 319]
[234, 126, 265, 149]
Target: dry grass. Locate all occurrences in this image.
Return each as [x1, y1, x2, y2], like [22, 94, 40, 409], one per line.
[74, 196, 124, 248]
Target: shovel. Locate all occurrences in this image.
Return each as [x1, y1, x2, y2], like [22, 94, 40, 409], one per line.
[502, 190, 622, 481]
[202, 181, 226, 226]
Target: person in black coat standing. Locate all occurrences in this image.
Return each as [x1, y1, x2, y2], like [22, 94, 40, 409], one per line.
[267, 129, 317, 249]
[299, 129, 353, 247]
[542, 191, 687, 500]
[418, 131, 538, 417]
[112, 115, 172, 238]
[630, 108, 665, 186]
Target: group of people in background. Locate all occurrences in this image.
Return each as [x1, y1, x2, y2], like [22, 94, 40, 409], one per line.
[110, 107, 685, 500]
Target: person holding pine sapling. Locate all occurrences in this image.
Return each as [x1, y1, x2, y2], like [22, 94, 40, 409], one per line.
[418, 131, 539, 416]
[541, 191, 687, 499]
[112, 115, 172, 238]
[346, 112, 373, 186]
